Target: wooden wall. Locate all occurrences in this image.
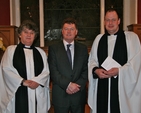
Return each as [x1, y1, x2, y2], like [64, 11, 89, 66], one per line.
[138, 0, 141, 24]
[0, 0, 10, 25]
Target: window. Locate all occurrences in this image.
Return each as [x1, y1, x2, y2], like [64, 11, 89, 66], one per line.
[44, 0, 100, 47]
[20, 0, 123, 47]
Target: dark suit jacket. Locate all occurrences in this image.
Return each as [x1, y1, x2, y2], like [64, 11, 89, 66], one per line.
[48, 41, 88, 107]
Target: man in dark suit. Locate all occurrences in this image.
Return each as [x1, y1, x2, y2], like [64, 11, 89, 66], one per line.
[48, 18, 88, 113]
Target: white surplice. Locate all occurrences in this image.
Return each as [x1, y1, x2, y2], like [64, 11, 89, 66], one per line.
[0, 64, 9, 113]
[1, 45, 50, 113]
[88, 31, 141, 113]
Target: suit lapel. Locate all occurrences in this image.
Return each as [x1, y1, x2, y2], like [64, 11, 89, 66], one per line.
[73, 42, 79, 71]
[59, 41, 72, 70]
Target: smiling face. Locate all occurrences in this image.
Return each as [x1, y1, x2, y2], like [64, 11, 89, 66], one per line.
[62, 23, 78, 43]
[19, 27, 35, 46]
[104, 11, 120, 35]
[17, 20, 38, 46]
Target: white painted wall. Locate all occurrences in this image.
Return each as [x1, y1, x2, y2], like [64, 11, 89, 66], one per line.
[39, 0, 44, 47]
[10, 0, 20, 27]
[123, 0, 137, 30]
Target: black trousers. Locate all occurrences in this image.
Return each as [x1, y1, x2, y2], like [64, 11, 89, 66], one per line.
[54, 104, 85, 113]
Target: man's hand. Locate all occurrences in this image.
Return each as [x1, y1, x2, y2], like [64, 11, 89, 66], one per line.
[23, 80, 39, 89]
[95, 68, 119, 79]
[95, 68, 109, 79]
[66, 82, 80, 94]
[107, 68, 119, 77]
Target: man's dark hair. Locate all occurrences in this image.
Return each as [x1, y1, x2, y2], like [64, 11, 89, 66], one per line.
[105, 8, 120, 19]
[61, 18, 78, 29]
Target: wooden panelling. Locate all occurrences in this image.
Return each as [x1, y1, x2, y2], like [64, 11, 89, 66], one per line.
[127, 24, 141, 42]
[0, 26, 18, 48]
[0, 26, 18, 61]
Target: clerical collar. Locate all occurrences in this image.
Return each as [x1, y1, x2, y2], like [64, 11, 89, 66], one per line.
[24, 45, 32, 49]
[25, 45, 31, 48]
[106, 31, 119, 36]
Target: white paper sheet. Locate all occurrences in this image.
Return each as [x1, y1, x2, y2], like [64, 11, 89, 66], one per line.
[101, 56, 121, 71]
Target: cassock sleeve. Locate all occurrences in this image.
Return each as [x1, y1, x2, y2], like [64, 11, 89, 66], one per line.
[118, 31, 141, 113]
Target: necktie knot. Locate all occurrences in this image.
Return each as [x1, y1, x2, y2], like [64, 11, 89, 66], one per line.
[67, 44, 71, 48]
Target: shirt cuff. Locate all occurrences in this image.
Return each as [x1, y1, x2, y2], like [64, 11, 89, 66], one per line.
[92, 67, 99, 79]
[20, 79, 25, 86]
[66, 82, 72, 90]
